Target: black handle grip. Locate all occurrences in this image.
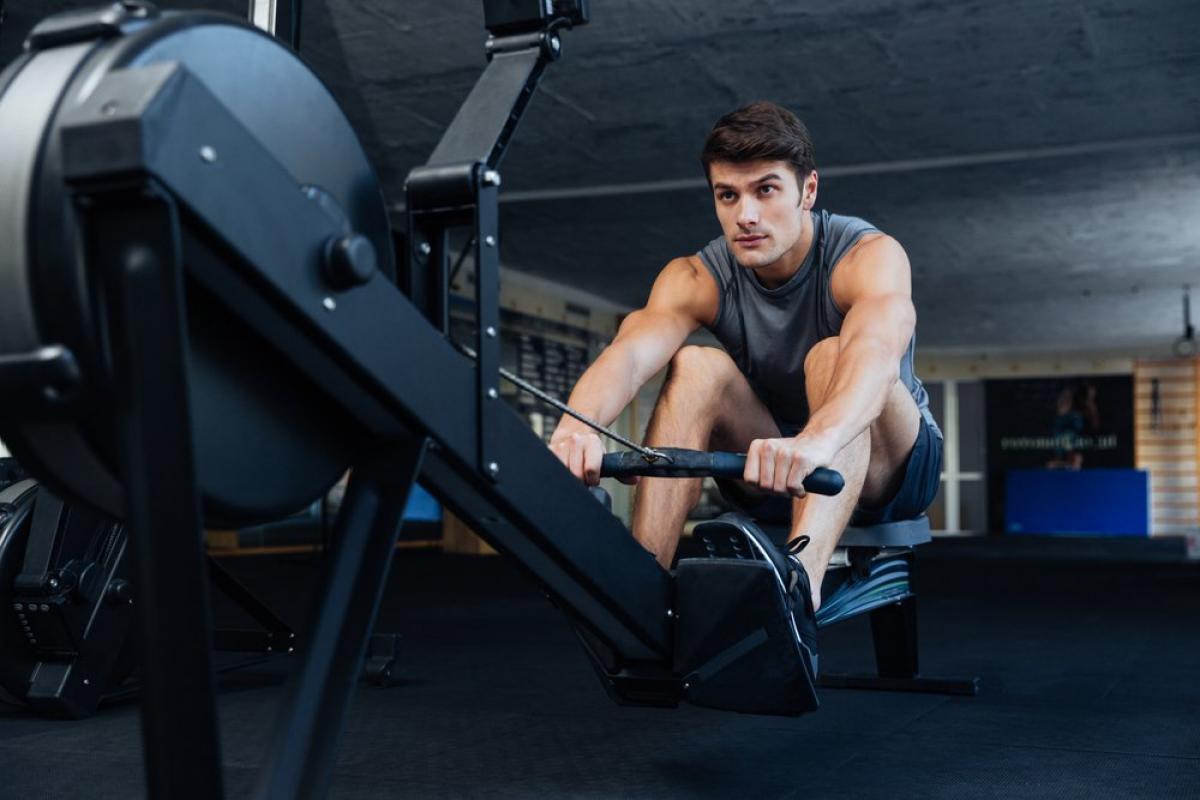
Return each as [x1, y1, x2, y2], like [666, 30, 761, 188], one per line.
[599, 448, 844, 496]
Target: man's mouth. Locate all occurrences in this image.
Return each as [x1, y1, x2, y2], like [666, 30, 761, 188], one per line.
[735, 234, 767, 247]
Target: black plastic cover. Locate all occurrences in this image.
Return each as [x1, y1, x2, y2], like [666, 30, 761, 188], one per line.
[674, 558, 819, 716]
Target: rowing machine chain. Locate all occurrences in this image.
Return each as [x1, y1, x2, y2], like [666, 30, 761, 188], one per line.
[456, 343, 670, 464]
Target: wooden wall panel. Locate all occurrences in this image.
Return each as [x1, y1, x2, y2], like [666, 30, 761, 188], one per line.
[1134, 358, 1200, 537]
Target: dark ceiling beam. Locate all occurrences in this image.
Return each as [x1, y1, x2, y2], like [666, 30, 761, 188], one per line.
[492, 131, 1200, 205]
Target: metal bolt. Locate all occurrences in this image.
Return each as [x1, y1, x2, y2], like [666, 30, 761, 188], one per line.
[485, 326, 497, 338]
[48, 578, 59, 590]
[666, 609, 674, 619]
[83, 679, 90, 686]
[267, 646, 273, 653]
[39, 604, 49, 612]
[199, 146, 217, 163]
[487, 462, 500, 477]
[549, 35, 561, 53]
[417, 242, 432, 256]
[287, 647, 295, 654]
[487, 388, 499, 399]
[683, 682, 691, 691]
[13, 604, 21, 611]
[482, 170, 501, 187]
[484, 235, 497, 247]
[322, 297, 337, 311]
[100, 100, 119, 116]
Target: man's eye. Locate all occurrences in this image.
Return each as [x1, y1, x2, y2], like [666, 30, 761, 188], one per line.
[719, 191, 736, 201]
[759, 185, 776, 195]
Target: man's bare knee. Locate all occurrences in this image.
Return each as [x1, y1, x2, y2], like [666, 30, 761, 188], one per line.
[862, 380, 921, 502]
[667, 345, 740, 391]
[803, 336, 841, 377]
[802, 337, 841, 406]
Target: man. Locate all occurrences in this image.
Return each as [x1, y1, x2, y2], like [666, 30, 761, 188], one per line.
[549, 101, 941, 674]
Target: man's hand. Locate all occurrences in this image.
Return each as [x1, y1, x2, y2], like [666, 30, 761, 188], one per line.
[549, 430, 607, 486]
[550, 430, 641, 486]
[744, 434, 839, 497]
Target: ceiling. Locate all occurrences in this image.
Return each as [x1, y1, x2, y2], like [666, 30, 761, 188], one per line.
[3, 0, 1199, 353]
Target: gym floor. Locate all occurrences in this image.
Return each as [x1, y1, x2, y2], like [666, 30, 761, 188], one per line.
[1, 537, 1197, 800]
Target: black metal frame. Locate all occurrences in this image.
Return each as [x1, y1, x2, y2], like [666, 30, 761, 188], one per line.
[403, 16, 572, 480]
[1, 473, 295, 718]
[0, 5, 670, 798]
[817, 593, 978, 697]
[0, 2, 985, 794]
[87, 188, 225, 798]
[815, 548, 979, 697]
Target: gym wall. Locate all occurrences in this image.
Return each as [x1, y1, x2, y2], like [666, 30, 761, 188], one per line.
[918, 350, 1200, 537]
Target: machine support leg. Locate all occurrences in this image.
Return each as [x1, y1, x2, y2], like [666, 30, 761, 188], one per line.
[818, 595, 979, 696]
[253, 440, 429, 800]
[208, 556, 294, 638]
[871, 595, 920, 678]
[97, 194, 226, 799]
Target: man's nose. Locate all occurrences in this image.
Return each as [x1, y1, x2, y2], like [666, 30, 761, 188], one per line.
[737, 198, 760, 228]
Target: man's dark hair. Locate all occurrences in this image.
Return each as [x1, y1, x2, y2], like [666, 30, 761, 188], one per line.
[700, 101, 817, 186]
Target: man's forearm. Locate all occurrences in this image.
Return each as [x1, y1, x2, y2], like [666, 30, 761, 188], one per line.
[801, 336, 901, 452]
[552, 342, 643, 436]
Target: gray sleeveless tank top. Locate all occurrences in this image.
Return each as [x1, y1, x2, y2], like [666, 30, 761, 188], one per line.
[697, 210, 940, 437]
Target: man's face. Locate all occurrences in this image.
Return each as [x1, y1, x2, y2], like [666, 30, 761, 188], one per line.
[709, 159, 816, 271]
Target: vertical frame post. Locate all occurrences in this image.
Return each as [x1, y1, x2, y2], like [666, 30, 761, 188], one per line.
[868, 596, 920, 679]
[253, 440, 429, 800]
[475, 168, 501, 479]
[91, 191, 225, 799]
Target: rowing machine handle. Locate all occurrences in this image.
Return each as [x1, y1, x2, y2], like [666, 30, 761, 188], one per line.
[599, 448, 844, 496]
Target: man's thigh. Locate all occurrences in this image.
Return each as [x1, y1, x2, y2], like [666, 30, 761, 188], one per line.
[694, 349, 781, 452]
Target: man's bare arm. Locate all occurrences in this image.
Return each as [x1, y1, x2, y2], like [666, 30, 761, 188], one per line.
[550, 257, 718, 483]
[801, 234, 916, 452]
[744, 234, 917, 496]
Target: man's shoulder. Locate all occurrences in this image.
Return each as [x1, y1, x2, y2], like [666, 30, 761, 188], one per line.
[694, 234, 733, 275]
[661, 254, 720, 290]
[821, 210, 895, 271]
[823, 210, 882, 240]
[647, 255, 722, 327]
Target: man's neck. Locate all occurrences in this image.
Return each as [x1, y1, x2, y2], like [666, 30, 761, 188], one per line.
[753, 210, 815, 289]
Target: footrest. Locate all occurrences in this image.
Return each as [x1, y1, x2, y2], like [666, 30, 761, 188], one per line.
[816, 555, 912, 628]
[674, 558, 818, 716]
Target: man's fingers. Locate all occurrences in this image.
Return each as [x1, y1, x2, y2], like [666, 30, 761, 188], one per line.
[774, 446, 794, 494]
[550, 439, 571, 469]
[567, 439, 587, 481]
[582, 437, 604, 486]
[785, 458, 810, 498]
[757, 440, 777, 490]
[744, 440, 761, 483]
[550, 433, 607, 485]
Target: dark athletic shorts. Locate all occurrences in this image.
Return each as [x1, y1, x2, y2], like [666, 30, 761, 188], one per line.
[715, 416, 943, 527]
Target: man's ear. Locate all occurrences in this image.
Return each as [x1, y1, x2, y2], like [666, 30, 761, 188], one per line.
[801, 170, 819, 210]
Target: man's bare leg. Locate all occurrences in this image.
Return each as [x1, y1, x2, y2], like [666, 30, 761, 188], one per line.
[631, 346, 778, 568]
[789, 337, 922, 608]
